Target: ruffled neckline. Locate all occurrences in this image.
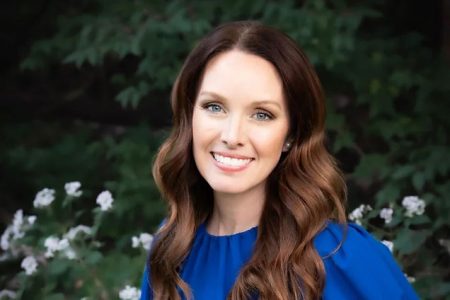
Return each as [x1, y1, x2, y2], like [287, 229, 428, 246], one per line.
[197, 223, 258, 240]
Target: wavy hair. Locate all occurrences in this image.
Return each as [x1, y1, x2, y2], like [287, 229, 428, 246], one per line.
[149, 21, 347, 300]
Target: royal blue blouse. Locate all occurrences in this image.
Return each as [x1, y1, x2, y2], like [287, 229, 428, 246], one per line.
[140, 222, 419, 299]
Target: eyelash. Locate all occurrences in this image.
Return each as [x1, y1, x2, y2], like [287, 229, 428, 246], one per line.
[202, 103, 274, 121]
[253, 111, 273, 121]
[203, 103, 223, 113]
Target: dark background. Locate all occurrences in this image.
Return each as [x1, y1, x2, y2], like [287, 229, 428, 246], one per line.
[1, 1, 449, 298]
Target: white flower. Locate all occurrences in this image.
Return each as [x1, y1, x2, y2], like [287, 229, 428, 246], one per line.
[21, 256, 38, 275]
[379, 208, 394, 224]
[58, 238, 69, 250]
[44, 236, 70, 258]
[96, 191, 113, 211]
[1, 227, 12, 251]
[44, 235, 75, 259]
[139, 233, 154, 250]
[131, 233, 154, 250]
[381, 240, 394, 252]
[119, 285, 141, 300]
[44, 236, 59, 258]
[404, 273, 416, 283]
[27, 216, 37, 225]
[0, 289, 17, 299]
[33, 188, 55, 208]
[1, 211, 36, 251]
[131, 236, 140, 248]
[64, 247, 77, 260]
[65, 225, 92, 240]
[349, 207, 363, 221]
[11, 210, 24, 240]
[402, 196, 426, 217]
[12, 210, 23, 230]
[64, 181, 82, 197]
[348, 204, 372, 225]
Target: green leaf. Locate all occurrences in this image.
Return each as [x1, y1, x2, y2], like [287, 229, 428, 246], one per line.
[375, 185, 401, 206]
[391, 165, 415, 180]
[48, 259, 70, 276]
[45, 294, 65, 300]
[430, 282, 450, 298]
[369, 78, 381, 94]
[412, 172, 426, 191]
[394, 229, 430, 255]
[352, 154, 386, 180]
[333, 131, 354, 152]
[85, 251, 103, 265]
[404, 214, 431, 226]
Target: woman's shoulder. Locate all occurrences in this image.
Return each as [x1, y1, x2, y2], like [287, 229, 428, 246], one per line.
[313, 221, 382, 257]
[313, 221, 419, 299]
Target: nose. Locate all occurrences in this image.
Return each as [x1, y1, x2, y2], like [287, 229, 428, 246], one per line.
[221, 115, 245, 148]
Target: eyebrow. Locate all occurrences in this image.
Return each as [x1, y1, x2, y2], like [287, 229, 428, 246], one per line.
[198, 91, 282, 109]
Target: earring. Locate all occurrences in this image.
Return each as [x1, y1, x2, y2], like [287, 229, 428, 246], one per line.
[283, 142, 291, 152]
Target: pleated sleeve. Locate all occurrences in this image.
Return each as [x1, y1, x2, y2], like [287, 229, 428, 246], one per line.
[314, 222, 419, 300]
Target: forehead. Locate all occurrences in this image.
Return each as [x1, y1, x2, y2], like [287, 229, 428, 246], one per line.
[197, 50, 285, 104]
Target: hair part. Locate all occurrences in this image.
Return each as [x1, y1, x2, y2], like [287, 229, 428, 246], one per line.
[149, 20, 347, 300]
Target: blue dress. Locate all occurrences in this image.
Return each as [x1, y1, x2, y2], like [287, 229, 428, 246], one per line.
[140, 222, 419, 299]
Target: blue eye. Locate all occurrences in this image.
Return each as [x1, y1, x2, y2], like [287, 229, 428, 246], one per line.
[253, 111, 272, 121]
[205, 103, 223, 113]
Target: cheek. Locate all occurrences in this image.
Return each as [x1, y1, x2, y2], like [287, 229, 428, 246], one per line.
[192, 109, 207, 141]
[192, 117, 203, 158]
[250, 126, 288, 155]
[192, 111, 217, 152]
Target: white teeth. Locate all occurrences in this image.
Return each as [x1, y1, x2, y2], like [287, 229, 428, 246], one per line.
[213, 153, 251, 167]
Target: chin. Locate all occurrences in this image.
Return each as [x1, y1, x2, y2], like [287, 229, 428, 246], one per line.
[206, 180, 251, 195]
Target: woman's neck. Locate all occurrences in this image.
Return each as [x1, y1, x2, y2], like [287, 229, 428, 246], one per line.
[206, 187, 265, 236]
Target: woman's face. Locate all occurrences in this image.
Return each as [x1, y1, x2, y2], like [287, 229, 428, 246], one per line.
[192, 50, 290, 197]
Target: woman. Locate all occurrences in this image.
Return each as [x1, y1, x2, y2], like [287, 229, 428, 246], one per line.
[140, 21, 418, 300]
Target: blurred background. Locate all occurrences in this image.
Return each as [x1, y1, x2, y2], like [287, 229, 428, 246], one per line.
[1, 0, 449, 299]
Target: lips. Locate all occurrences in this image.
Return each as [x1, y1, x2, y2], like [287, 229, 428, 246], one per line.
[211, 152, 253, 169]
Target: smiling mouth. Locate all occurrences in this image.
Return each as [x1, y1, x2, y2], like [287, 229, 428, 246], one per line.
[211, 152, 253, 168]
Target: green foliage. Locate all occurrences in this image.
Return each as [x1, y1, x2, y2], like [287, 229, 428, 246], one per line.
[21, 0, 375, 109]
[1, 124, 166, 299]
[2, 0, 449, 299]
[3, 187, 148, 299]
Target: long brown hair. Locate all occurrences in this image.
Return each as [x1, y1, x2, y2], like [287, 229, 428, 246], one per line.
[149, 21, 347, 300]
